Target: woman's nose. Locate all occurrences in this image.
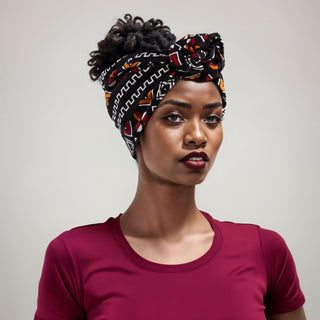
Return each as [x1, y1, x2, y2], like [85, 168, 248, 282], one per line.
[184, 119, 207, 147]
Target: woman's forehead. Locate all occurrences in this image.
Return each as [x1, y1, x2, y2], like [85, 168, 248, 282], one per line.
[159, 80, 223, 105]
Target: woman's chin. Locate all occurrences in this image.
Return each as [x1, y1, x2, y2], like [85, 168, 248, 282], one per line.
[179, 174, 208, 186]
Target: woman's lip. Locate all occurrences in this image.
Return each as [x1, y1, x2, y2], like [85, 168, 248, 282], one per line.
[180, 151, 209, 162]
[180, 151, 209, 170]
[183, 160, 207, 169]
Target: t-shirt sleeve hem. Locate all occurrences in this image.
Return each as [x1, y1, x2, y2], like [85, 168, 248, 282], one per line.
[266, 294, 305, 315]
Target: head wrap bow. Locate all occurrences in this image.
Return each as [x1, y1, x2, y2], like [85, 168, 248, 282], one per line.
[99, 33, 226, 158]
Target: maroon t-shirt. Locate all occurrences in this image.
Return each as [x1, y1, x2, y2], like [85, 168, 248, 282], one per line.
[34, 211, 305, 320]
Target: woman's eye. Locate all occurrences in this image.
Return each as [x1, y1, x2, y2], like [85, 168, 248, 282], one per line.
[164, 114, 183, 123]
[205, 115, 222, 124]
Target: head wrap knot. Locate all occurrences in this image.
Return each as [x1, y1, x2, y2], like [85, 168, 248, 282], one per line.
[99, 33, 226, 158]
[169, 33, 225, 81]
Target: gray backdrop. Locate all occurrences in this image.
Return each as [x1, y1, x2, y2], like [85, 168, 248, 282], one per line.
[1, 0, 319, 319]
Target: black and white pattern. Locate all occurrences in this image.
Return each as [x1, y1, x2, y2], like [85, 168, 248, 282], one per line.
[99, 33, 226, 158]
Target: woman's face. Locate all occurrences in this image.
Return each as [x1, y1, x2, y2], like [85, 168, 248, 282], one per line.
[135, 80, 223, 186]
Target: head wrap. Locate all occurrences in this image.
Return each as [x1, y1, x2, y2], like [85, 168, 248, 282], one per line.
[99, 33, 226, 158]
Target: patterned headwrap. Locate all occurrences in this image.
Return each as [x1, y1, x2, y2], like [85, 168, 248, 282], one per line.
[99, 33, 226, 158]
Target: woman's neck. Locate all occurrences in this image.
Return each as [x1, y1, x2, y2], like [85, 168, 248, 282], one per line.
[120, 175, 203, 241]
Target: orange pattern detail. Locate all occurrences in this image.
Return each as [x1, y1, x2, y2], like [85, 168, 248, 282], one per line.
[219, 78, 225, 92]
[139, 90, 152, 105]
[133, 112, 141, 121]
[105, 93, 111, 105]
[186, 74, 200, 80]
[209, 63, 219, 70]
[124, 61, 140, 69]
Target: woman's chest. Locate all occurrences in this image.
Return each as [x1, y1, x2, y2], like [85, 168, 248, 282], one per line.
[83, 261, 268, 320]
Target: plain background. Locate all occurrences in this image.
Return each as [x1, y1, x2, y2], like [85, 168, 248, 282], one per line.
[1, 0, 319, 319]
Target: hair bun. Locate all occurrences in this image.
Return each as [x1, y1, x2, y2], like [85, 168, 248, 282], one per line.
[88, 14, 176, 81]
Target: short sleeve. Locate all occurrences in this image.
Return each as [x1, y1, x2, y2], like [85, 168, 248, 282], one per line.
[34, 235, 85, 320]
[258, 227, 305, 315]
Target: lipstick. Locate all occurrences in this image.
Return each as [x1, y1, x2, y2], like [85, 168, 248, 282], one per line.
[180, 152, 209, 170]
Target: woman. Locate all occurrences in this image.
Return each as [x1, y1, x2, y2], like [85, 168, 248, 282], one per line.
[34, 14, 306, 320]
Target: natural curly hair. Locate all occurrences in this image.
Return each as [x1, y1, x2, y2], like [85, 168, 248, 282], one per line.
[88, 14, 176, 81]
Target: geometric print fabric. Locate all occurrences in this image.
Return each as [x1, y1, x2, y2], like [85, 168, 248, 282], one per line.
[99, 33, 226, 158]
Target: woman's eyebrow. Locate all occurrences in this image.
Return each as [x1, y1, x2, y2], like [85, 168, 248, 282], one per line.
[203, 102, 223, 110]
[158, 99, 222, 110]
[158, 100, 191, 108]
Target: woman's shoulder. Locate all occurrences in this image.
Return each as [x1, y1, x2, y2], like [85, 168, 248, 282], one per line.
[203, 212, 289, 254]
[56, 216, 114, 239]
[209, 213, 284, 242]
[46, 215, 119, 261]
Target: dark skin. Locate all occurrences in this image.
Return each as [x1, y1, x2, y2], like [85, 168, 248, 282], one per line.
[119, 80, 306, 319]
[120, 80, 223, 264]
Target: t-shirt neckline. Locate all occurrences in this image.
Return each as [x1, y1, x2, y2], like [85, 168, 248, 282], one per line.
[111, 211, 222, 273]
